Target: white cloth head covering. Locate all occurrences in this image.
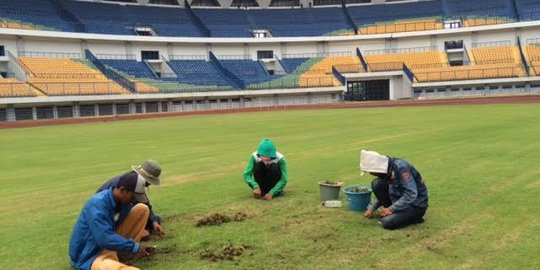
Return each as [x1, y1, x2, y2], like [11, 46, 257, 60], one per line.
[360, 150, 389, 175]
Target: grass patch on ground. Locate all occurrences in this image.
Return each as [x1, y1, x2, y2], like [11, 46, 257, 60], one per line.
[0, 104, 539, 269]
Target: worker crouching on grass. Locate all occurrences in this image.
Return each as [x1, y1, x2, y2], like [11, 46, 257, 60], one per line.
[97, 160, 164, 240]
[360, 150, 428, 230]
[243, 138, 288, 201]
[69, 172, 155, 270]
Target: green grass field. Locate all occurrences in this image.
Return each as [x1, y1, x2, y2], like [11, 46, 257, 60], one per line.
[0, 104, 539, 270]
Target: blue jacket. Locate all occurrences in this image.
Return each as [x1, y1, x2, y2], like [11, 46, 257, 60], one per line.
[370, 157, 429, 212]
[97, 174, 157, 226]
[69, 189, 140, 270]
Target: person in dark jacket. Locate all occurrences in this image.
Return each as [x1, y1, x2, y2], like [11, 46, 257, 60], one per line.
[69, 172, 154, 270]
[98, 160, 164, 239]
[360, 150, 428, 230]
[243, 139, 288, 201]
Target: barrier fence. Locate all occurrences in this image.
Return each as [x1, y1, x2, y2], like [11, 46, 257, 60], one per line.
[414, 66, 523, 82]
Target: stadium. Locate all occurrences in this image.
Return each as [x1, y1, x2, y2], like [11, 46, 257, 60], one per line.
[0, 0, 539, 269]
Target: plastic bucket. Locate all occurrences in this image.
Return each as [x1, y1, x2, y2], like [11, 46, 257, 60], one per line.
[318, 181, 342, 202]
[343, 185, 372, 212]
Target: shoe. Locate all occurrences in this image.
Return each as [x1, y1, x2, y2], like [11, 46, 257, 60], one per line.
[414, 216, 425, 224]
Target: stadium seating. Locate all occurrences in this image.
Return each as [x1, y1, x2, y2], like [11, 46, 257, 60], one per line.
[364, 50, 447, 71]
[0, 78, 39, 97]
[192, 9, 253, 37]
[248, 7, 353, 36]
[516, 0, 540, 21]
[60, 0, 203, 36]
[364, 46, 526, 82]
[101, 60, 157, 79]
[447, 0, 516, 26]
[19, 57, 129, 95]
[525, 45, 540, 75]
[470, 46, 521, 65]
[219, 59, 284, 86]
[167, 60, 234, 87]
[359, 18, 443, 35]
[0, 0, 76, 32]
[349, 1, 444, 35]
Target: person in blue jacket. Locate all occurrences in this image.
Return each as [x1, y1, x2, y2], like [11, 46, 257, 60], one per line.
[98, 160, 164, 240]
[69, 172, 155, 270]
[360, 150, 428, 230]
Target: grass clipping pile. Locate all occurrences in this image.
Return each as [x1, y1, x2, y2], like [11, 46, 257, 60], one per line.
[200, 244, 251, 262]
[196, 212, 248, 227]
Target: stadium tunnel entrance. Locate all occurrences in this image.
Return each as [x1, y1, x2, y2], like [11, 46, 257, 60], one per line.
[346, 80, 390, 101]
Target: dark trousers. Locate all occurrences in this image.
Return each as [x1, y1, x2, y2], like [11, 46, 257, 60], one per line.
[253, 161, 281, 195]
[372, 178, 426, 230]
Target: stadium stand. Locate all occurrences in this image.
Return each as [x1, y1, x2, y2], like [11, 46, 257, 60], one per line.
[166, 59, 235, 88]
[364, 49, 446, 71]
[447, 0, 517, 26]
[19, 57, 129, 95]
[0, 0, 78, 31]
[348, 1, 444, 35]
[0, 78, 40, 97]
[0, 0, 530, 37]
[192, 9, 253, 37]
[525, 43, 540, 75]
[248, 7, 353, 36]
[364, 44, 526, 82]
[59, 0, 204, 36]
[516, 0, 540, 21]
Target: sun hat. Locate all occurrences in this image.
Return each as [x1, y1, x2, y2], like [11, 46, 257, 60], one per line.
[132, 160, 161, 185]
[117, 172, 149, 203]
[360, 150, 389, 175]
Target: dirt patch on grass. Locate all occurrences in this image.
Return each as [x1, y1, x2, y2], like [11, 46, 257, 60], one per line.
[199, 244, 251, 262]
[196, 211, 249, 227]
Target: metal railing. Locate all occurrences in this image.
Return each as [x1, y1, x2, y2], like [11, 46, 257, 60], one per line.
[282, 51, 353, 59]
[472, 40, 512, 48]
[31, 82, 127, 96]
[359, 19, 443, 35]
[333, 64, 364, 73]
[473, 58, 516, 65]
[96, 54, 137, 60]
[29, 73, 103, 79]
[526, 38, 540, 45]
[169, 55, 207, 60]
[0, 83, 36, 97]
[214, 54, 252, 60]
[18, 51, 81, 59]
[364, 46, 438, 55]
[414, 66, 524, 82]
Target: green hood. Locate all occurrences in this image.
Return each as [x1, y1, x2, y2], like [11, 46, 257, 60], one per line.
[257, 139, 277, 158]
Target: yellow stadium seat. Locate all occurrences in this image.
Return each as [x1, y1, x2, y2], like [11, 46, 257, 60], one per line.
[18, 57, 129, 95]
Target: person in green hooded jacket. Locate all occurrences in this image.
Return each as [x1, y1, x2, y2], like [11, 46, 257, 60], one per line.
[243, 138, 288, 201]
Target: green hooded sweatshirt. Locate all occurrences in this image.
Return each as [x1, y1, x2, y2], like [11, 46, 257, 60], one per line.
[243, 139, 288, 196]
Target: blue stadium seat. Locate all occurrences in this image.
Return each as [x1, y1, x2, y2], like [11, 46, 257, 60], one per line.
[101, 60, 157, 79]
[219, 60, 284, 84]
[516, 0, 540, 21]
[0, 0, 76, 31]
[59, 0, 204, 36]
[167, 60, 233, 86]
[348, 1, 444, 27]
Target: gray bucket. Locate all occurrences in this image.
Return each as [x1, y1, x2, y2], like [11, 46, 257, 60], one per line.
[319, 181, 342, 202]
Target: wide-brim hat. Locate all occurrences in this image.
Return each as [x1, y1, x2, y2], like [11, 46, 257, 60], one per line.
[132, 160, 161, 185]
[360, 150, 389, 175]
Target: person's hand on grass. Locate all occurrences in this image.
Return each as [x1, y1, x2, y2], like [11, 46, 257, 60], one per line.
[133, 246, 154, 261]
[253, 188, 262, 198]
[153, 221, 165, 236]
[380, 208, 393, 217]
[263, 193, 273, 201]
[364, 209, 373, 218]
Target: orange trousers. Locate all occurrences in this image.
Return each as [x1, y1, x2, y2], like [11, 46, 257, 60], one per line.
[91, 203, 149, 270]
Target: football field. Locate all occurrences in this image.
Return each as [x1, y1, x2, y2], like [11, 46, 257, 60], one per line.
[0, 103, 538, 269]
